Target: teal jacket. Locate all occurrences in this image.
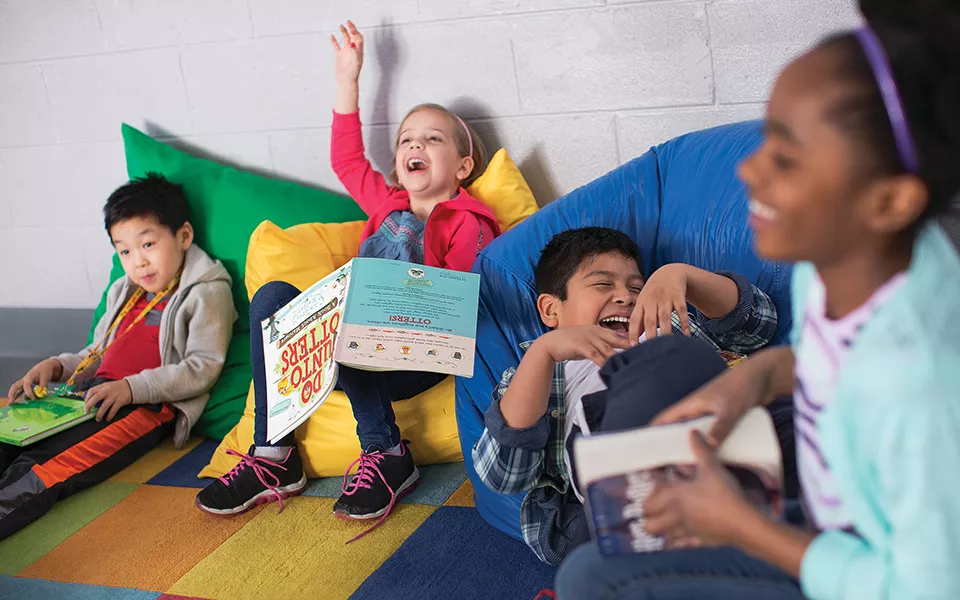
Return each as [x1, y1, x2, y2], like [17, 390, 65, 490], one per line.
[795, 224, 960, 600]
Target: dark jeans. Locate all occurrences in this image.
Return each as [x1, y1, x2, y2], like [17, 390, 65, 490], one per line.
[251, 281, 446, 450]
[555, 545, 804, 600]
[555, 335, 803, 599]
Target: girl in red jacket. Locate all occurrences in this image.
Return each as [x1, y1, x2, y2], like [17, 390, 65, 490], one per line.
[197, 21, 500, 537]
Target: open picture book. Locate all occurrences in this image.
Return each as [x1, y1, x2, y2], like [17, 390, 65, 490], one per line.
[263, 257, 481, 443]
[574, 407, 782, 556]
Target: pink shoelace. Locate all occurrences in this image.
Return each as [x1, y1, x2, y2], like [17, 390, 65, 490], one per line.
[220, 449, 291, 512]
[341, 448, 400, 544]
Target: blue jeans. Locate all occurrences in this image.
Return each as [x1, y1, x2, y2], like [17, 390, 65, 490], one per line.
[251, 281, 446, 449]
[555, 544, 804, 600]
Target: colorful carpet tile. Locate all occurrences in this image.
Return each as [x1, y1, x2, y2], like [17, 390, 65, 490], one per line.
[0, 438, 556, 600]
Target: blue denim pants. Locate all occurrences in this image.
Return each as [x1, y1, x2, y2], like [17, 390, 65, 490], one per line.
[555, 544, 804, 600]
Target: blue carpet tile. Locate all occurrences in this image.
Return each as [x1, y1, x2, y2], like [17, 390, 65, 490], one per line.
[146, 440, 219, 488]
[351, 506, 556, 600]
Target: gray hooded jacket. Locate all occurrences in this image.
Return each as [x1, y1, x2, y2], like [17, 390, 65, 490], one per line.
[55, 245, 236, 448]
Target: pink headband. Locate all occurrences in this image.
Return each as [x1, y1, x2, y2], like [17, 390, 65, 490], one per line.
[453, 115, 474, 158]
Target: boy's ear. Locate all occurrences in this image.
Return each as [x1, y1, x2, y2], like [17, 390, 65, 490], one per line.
[178, 222, 195, 250]
[537, 293, 561, 329]
[456, 156, 475, 183]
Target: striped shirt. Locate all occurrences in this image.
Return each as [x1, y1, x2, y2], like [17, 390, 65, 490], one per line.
[794, 272, 906, 530]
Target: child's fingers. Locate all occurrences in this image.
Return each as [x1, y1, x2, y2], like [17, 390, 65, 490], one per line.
[339, 24, 350, 47]
[23, 375, 38, 399]
[347, 20, 363, 43]
[106, 400, 124, 422]
[644, 308, 659, 342]
[584, 340, 612, 366]
[650, 395, 712, 426]
[591, 338, 620, 366]
[38, 371, 52, 394]
[642, 496, 681, 536]
[598, 328, 631, 350]
[667, 534, 702, 549]
[658, 304, 673, 336]
[330, 34, 341, 51]
[675, 301, 691, 336]
[690, 430, 719, 469]
[628, 306, 644, 345]
[96, 397, 112, 422]
[644, 512, 680, 537]
[84, 388, 102, 413]
[708, 412, 741, 446]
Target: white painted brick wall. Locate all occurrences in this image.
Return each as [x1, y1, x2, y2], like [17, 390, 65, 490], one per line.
[0, 0, 860, 308]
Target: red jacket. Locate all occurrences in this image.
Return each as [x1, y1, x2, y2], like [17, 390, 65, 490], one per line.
[330, 111, 501, 273]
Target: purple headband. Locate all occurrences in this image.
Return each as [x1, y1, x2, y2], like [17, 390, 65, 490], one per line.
[854, 26, 919, 174]
[453, 115, 474, 158]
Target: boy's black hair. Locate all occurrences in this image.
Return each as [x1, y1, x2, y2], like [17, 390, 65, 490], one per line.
[103, 172, 190, 235]
[535, 227, 642, 300]
[817, 0, 960, 220]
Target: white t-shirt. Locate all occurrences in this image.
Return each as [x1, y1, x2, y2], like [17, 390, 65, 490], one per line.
[562, 331, 654, 501]
[563, 358, 604, 502]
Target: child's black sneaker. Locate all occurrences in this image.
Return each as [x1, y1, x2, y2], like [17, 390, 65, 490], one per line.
[333, 442, 419, 540]
[195, 445, 306, 515]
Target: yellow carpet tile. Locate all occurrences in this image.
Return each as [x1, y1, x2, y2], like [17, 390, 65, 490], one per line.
[443, 479, 476, 507]
[168, 496, 435, 600]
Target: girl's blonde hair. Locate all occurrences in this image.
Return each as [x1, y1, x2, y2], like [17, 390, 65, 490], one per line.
[390, 103, 488, 189]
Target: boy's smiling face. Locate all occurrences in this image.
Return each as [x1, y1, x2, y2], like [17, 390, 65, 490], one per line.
[110, 215, 193, 293]
[537, 251, 644, 338]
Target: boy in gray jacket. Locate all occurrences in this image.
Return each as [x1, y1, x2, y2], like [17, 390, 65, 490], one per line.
[2, 173, 235, 539]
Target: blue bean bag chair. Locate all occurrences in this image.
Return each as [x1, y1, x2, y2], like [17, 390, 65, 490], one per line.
[455, 120, 794, 541]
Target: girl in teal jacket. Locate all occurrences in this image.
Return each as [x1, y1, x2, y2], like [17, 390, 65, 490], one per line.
[556, 2, 960, 599]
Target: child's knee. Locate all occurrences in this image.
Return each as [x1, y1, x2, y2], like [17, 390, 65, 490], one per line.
[250, 281, 300, 322]
[597, 336, 727, 432]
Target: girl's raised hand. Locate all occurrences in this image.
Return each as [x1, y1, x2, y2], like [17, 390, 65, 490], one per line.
[330, 20, 364, 83]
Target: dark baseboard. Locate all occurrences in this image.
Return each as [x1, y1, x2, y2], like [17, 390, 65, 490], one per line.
[0, 307, 94, 391]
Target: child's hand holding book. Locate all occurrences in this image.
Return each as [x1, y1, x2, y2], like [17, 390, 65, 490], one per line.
[83, 380, 133, 422]
[6, 358, 64, 405]
[642, 430, 755, 549]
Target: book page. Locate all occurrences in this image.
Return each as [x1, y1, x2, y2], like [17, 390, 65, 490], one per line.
[334, 258, 480, 377]
[263, 262, 352, 444]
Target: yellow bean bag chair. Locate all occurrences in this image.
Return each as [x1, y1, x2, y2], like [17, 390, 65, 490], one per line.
[200, 149, 537, 478]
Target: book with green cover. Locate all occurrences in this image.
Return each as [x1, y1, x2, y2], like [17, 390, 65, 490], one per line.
[0, 397, 95, 447]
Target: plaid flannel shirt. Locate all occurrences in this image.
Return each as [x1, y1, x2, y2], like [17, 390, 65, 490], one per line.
[471, 271, 778, 565]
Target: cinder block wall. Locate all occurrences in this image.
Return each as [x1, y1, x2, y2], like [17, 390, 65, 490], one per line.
[0, 0, 861, 309]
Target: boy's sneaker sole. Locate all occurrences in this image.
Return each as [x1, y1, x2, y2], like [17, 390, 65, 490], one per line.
[195, 474, 308, 516]
[334, 467, 420, 521]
